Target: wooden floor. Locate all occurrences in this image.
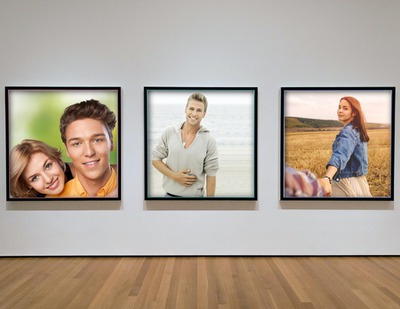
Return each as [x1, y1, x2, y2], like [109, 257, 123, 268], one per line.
[1, 256, 400, 309]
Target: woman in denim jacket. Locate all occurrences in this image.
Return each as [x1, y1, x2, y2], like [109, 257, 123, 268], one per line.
[321, 96, 372, 197]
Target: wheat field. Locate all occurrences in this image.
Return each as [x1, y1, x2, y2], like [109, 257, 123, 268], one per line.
[284, 128, 392, 197]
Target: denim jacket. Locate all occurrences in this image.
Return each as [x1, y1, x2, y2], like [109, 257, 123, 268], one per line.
[326, 122, 368, 181]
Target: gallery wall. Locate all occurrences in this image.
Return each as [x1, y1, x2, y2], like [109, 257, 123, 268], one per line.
[1, 0, 400, 256]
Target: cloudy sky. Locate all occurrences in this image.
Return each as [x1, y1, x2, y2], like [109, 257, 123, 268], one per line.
[283, 89, 393, 124]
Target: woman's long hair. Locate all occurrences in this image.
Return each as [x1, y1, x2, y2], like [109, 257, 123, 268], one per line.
[340, 96, 370, 142]
[10, 139, 65, 197]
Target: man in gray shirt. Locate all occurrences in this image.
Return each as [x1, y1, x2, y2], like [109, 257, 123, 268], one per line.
[152, 93, 219, 197]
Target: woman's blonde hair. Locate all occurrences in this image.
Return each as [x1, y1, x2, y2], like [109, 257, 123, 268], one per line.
[10, 139, 65, 197]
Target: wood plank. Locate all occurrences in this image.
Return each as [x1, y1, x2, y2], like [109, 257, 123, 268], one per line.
[1, 256, 400, 309]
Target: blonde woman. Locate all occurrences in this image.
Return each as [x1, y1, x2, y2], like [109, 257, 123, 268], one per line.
[10, 139, 73, 198]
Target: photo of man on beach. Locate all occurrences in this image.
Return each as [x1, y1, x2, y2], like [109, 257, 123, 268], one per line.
[145, 87, 257, 200]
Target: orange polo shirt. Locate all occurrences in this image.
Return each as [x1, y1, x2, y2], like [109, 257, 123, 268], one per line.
[48, 168, 117, 198]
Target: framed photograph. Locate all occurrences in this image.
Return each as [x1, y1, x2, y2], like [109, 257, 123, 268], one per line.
[6, 86, 121, 201]
[281, 87, 395, 201]
[145, 86, 257, 200]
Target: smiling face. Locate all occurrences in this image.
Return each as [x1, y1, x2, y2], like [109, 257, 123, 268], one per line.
[185, 100, 206, 128]
[23, 152, 65, 195]
[65, 118, 114, 186]
[337, 99, 355, 126]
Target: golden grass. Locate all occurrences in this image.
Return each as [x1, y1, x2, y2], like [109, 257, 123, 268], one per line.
[284, 129, 392, 197]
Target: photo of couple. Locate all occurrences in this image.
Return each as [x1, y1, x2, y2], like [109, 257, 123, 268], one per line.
[6, 87, 121, 200]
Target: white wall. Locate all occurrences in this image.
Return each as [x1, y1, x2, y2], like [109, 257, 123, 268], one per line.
[1, 0, 399, 256]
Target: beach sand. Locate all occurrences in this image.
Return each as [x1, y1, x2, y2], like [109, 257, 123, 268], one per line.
[148, 146, 255, 198]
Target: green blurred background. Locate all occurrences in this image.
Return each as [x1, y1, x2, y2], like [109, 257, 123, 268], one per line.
[8, 89, 119, 164]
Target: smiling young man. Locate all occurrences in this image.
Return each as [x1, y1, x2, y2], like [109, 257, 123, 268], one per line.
[152, 93, 219, 197]
[53, 99, 117, 197]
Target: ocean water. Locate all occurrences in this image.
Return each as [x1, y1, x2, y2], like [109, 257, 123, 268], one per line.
[147, 102, 256, 197]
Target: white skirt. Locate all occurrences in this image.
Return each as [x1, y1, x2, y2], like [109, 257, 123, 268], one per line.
[332, 175, 372, 197]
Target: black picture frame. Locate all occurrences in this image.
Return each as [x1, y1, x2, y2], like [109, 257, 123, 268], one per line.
[144, 86, 258, 200]
[5, 86, 121, 201]
[281, 86, 395, 201]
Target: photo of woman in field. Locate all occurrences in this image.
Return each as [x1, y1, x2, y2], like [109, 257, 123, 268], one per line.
[282, 87, 394, 200]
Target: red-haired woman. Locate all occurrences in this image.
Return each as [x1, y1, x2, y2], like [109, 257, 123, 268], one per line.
[321, 96, 372, 197]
